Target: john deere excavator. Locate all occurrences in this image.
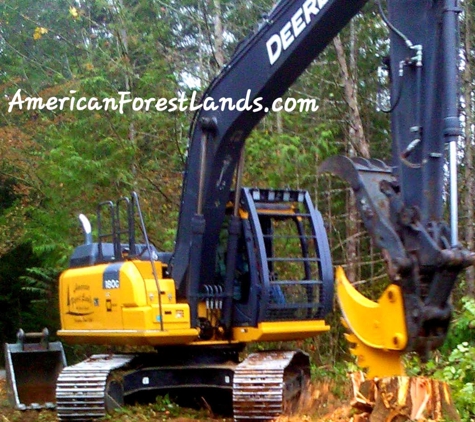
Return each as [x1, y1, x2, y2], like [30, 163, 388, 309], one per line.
[5, 0, 473, 420]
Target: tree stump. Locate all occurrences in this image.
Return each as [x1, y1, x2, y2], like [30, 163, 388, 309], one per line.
[350, 372, 460, 422]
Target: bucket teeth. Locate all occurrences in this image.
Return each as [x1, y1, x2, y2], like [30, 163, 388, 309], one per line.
[340, 317, 349, 330]
[344, 332, 358, 344]
[344, 331, 405, 378]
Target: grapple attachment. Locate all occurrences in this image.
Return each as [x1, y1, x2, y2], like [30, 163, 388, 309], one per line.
[4, 328, 67, 410]
[319, 156, 474, 360]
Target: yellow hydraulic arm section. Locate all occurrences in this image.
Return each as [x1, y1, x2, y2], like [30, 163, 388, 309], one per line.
[335, 266, 407, 378]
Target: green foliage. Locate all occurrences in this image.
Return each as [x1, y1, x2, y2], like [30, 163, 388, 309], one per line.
[434, 298, 475, 421]
[245, 122, 339, 190]
[443, 297, 475, 351]
[0, 243, 60, 364]
[104, 393, 216, 421]
[435, 342, 475, 420]
[20, 266, 57, 301]
[311, 359, 351, 383]
[405, 298, 475, 421]
[1, 0, 186, 266]
[152, 394, 182, 418]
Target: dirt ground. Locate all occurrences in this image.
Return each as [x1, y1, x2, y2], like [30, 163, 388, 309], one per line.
[0, 377, 352, 422]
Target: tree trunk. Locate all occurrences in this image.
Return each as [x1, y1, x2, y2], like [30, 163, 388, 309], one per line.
[213, 0, 225, 68]
[333, 33, 369, 282]
[115, 0, 137, 179]
[276, 110, 283, 134]
[350, 373, 460, 422]
[463, 1, 475, 296]
[333, 34, 369, 157]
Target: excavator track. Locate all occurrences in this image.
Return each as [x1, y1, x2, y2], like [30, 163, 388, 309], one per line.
[56, 354, 134, 421]
[55, 350, 308, 421]
[233, 350, 310, 421]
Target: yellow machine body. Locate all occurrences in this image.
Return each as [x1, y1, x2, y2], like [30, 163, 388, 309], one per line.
[58, 260, 197, 345]
[58, 258, 329, 346]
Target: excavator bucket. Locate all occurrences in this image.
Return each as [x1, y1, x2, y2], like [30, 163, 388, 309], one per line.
[4, 328, 66, 410]
[336, 266, 406, 378]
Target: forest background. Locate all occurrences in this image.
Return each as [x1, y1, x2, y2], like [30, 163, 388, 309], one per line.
[0, 0, 474, 419]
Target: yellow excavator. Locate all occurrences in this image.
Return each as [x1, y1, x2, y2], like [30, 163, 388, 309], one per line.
[55, 189, 333, 420]
[5, 0, 474, 419]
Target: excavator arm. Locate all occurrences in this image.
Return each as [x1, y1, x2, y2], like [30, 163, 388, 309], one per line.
[169, 0, 473, 368]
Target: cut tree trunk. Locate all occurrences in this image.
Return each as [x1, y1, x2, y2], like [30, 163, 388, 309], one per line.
[350, 373, 460, 422]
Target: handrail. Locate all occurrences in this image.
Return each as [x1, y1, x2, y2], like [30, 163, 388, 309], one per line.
[131, 192, 164, 331]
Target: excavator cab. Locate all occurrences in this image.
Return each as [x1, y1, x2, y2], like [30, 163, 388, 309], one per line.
[203, 187, 334, 341]
[4, 328, 66, 410]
